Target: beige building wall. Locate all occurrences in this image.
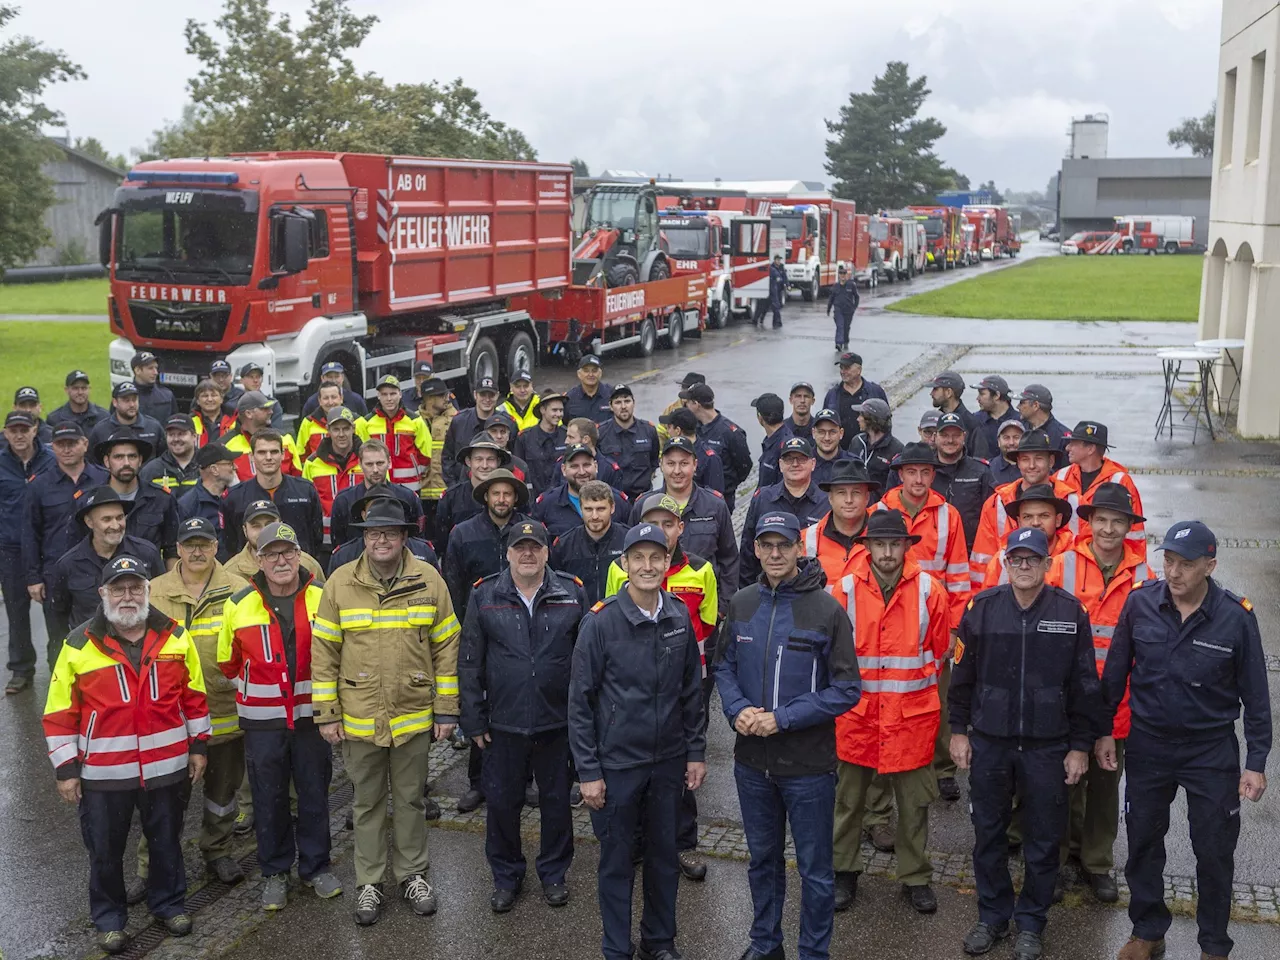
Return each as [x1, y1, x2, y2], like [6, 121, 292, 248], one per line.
[1198, 1, 1280, 437]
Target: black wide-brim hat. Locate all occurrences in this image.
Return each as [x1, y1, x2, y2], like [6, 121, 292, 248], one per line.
[1011, 429, 1066, 470]
[93, 430, 154, 465]
[351, 498, 418, 530]
[471, 469, 530, 509]
[1005, 483, 1073, 530]
[75, 485, 136, 526]
[1076, 482, 1145, 524]
[853, 508, 923, 545]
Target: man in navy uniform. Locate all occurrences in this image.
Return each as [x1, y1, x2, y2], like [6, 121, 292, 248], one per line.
[826, 264, 860, 351]
[1101, 521, 1271, 960]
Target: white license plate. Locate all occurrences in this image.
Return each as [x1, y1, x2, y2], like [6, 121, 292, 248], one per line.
[160, 373, 198, 387]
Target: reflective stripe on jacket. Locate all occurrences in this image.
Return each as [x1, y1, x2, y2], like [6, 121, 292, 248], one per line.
[871, 488, 971, 629]
[149, 561, 248, 741]
[216, 572, 323, 730]
[802, 513, 868, 589]
[311, 549, 461, 746]
[971, 478, 1079, 588]
[302, 441, 364, 543]
[358, 408, 431, 492]
[981, 528, 1075, 589]
[1048, 539, 1153, 738]
[1054, 459, 1146, 559]
[224, 429, 303, 481]
[830, 560, 950, 772]
[43, 607, 210, 790]
[420, 406, 456, 500]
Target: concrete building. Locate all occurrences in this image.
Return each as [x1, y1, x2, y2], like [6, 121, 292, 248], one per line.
[26, 139, 124, 267]
[1057, 157, 1212, 239]
[1198, 0, 1280, 438]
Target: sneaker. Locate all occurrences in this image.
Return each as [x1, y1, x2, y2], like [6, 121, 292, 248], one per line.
[677, 850, 706, 881]
[305, 872, 343, 899]
[570, 782, 583, 808]
[163, 914, 193, 937]
[355, 883, 384, 925]
[423, 795, 441, 821]
[261, 874, 288, 911]
[963, 921, 1009, 955]
[834, 871, 858, 911]
[457, 788, 484, 813]
[5, 673, 31, 694]
[98, 930, 129, 954]
[1013, 930, 1043, 960]
[937, 776, 961, 801]
[869, 823, 896, 852]
[207, 856, 244, 884]
[126, 876, 147, 905]
[524, 781, 540, 807]
[401, 874, 437, 916]
[233, 809, 254, 836]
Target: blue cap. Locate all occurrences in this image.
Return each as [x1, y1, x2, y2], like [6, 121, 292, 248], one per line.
[320, 360, 344, 375]
[623, 522, 670, 553]
[210, 359, 232, 375]
[755, 512, 802, 542]
[1005, 526, 1050, 558]
[1156, 520, 1217, 560]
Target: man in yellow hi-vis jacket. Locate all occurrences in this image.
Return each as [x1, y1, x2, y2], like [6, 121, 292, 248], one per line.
[312, 497, 461, 927]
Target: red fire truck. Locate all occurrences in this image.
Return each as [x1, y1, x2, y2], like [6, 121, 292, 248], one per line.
[869, 215, 926, 281]
[905, 205, 964, 270]
[962, 205, 1020, 259]
[98, 153, 704, 409]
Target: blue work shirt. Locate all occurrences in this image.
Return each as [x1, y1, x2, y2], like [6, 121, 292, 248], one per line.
[0, 444, 53, 549]
[1103, 578, 1272, 773]
[22, 461, 109, 586]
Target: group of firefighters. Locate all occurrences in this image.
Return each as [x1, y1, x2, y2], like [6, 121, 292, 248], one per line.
[0, 344, 1269, 960]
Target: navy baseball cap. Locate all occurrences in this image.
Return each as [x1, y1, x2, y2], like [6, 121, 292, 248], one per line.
[130, 351, 158, 369]
[578, 355, 602, 369]
[112, 380, 138, 398]
[610, 383, 634, 400]
[563, 442, 594, 462]
[623, 522, 670, 552]
[661, 435, 697, 458]
[51, 422, 85, 441]
[778, 436, 814, 459]
[1156, 520, 1217, 560]
[14, 386, 38, 403]
[936, 412, 965, 432]
[65, 369, 91, 386]
[813, 407, 841, 427]
[412, 360, 434, 377]
[100, 555, 148, 586]
[474, 376, 499, 394]
[789, 381, 816, 396]
[1005, 527, 1050, 558]
[836, 352, 863, 367]
[507, 519, 549, 548]
[210, 360, 232, 375]
[320, 360, 345, 376]
[195, 443, 237, 468]
[244, 499, 281, 522]
[177, 517, 218, 543]
[4, 411, 35, 428]
[239, 361, 264, 377]
[164, 414, 195, 433]
[751, 392, 785, 421]
[755, 512, 802, 542]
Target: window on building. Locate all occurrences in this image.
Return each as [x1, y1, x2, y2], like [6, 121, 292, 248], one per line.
[1221, 68, 1237, 167]
[1246, 53, 1266, 163]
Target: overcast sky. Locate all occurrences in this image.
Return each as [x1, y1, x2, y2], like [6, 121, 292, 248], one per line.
[14, 0, 1222, 193]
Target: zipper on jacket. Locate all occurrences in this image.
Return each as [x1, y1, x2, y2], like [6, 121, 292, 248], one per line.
[149, 662, 160, 702]
[83, 710, 98, 757]
[1018, 614, 1027, 748]
[763, 590, 779, 774]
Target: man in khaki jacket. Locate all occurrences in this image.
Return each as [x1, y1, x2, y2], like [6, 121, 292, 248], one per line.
[134, 517, 248, 900]
[313, 498, 461, 927]
[415, 378, 456, 546]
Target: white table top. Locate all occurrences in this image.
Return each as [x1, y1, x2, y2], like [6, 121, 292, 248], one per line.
[1195, 338, 1247, 350]
[1156, 348, 1221, 361]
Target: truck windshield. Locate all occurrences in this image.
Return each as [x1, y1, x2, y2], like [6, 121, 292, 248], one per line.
[659, 225, 710, 258]
[922, 218, 943, 239]
[869, 220, 888, 242]
[771, 213, 804, 240]
[587, 191, 638, 230]
[114, 189, 258, 284]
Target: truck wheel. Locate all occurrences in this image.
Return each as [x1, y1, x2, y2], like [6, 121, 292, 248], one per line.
[648, 258, 670, 282]
[607, 262, 639, 288]
[504, 332, 536, 383]
[908, 259, 916, 280]
[710, 288, 729, 329]
[469, 336, 500, 395]
[665, 310, 684, 349]
[1165, 241, 1179, 255]
[801, 272, 817, 302]
[638, 318, 657, 356]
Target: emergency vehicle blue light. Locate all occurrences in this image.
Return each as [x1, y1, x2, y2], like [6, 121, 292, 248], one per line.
[675, 210, 708, 216]
[126, 171, 241, 186]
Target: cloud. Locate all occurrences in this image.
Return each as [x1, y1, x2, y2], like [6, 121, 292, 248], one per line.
[933, 93, 1113, 142]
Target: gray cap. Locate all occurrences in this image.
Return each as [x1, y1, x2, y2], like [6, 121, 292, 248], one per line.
[928, 371, 965, 393]
[853, 398, 891, 420]
[918, 410, 941, 430]
[256, 522, 301, 554]
[1015, 383, 1053, 407]
[237, 390, 276, 412]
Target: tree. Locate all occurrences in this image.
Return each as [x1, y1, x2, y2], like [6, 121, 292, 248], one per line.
[824, 61, 953, 210]
[145, 0, 534, 161]
[72, 136, 127, 170]
[1168, 103, 1215, 157]
[942, 168, 970, 191]
[570, 157, 590, 178]
[977, 180, 1005, 204]
[0, 4, 85, 274]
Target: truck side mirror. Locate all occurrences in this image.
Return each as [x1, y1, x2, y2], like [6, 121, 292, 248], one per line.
[283, 216, 310, 274]
[722, 243, 731, 255]
[94, 208, 116, 267]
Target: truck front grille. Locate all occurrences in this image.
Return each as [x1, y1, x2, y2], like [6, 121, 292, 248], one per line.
[129, 302, 232, 342]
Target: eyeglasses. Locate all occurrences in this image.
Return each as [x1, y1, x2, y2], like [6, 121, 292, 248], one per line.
[363, 530, 402, 542]
[105, 582, 147, 598]
[755, 540, 795, 555]
[1006, 555, 1044, 569]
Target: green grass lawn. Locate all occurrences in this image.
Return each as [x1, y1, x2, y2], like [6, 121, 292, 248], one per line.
[887, 255, 1202, 321]
[0, 278, 110, 315]
[0, 321, 116, 412]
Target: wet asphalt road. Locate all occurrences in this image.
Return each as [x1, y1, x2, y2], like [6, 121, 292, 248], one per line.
[4, 242, 1280, 959]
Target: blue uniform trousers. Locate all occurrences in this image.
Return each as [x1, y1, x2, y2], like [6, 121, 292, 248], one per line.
[1125, 728, 1241, 957]
[244, 726, 332, 880]
[482, 727, 574, 890]
[969, 734, 1068, 935]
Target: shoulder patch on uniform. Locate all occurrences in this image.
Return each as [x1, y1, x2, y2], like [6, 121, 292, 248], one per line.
[686, 553, 709, 570]
[966, 599, 975, 611]
[1226, 589, 1253, 611]
[536, 493, 545, 503]
[590, 601, 605, 613]
[729, 424, 739, 432]
[710, 488, 723, 498]
[473, 578, 484, 588]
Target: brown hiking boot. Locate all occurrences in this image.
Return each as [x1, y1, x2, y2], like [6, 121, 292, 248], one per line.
[869, 823, 896, 852]
[1116, 937, 1165, 960]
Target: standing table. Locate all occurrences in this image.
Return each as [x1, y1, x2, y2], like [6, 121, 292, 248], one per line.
[1194, 338, 1247, 414]
[1155, 347, 1221, 442]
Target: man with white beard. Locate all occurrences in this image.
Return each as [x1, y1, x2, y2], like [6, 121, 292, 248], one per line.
[43, 555, 212, 954]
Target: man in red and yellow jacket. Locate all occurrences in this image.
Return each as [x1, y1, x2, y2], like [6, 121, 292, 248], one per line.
[1055, 420, 1146, 560]
[223, 391, 302, 481]
[301, 408, 363, 548]
[358, 375, 431, 493]
[605, 491, 718, 881]
[217, 521, 340, 911]
[801, 459, 879, 585]
[829, 510, 950, 914]
[869, 441, 970, 802]
[43, 555, 210, 954]
[1047, 483, 1153, 904]
[297, 381, 348, 457]
[970, 430, 1079, 589]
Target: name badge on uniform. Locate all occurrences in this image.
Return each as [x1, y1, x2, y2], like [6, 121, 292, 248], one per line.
[1037, 620, 1078, 634]
[662, 628, 682, 639]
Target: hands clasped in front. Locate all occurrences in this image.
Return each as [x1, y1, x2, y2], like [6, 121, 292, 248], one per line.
[733, 706, 780, 737]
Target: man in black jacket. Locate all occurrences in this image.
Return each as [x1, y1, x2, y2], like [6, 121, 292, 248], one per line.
[848, 398, 904, 496]
[949, 526, 1101, 960]
[330, 440, 423, 550]
[441, 377, 502, 487]
[933, 411, 994, 550]
[683, 382, 752, 512]
[47, 369, 110, 434]
[716, 512, 860, 960]
[569, 522, 705, 960]
[597, 384, 660, 502]
[928, 370, 991, 459]
[222, 431, 324, 559]
[550, 481, 628, 606]
[738, 437, 830, 588]
[1014, 384, 1072, 452]
[563, 355, 613, 424]
[131, 351, 177, 423]
[826, 264, 860, 351]
[139, 416, 202, 494]
[95, 430, 180, 565]
[461, 519, 586, 913]
[515, 392, 568, 496]
[88, 382, 166, 465]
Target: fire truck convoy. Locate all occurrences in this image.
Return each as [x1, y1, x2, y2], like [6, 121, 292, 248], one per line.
[98, 152, 707, 411]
